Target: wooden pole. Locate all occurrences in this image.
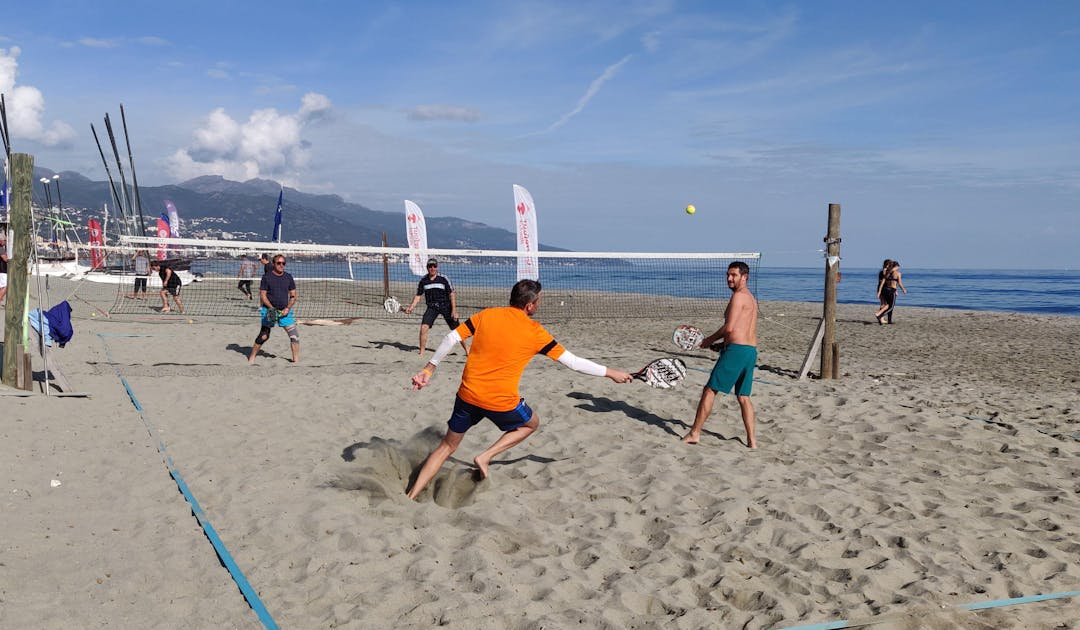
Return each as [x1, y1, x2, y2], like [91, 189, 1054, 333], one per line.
[820, 203, 841, 380]
[381, 232, 390, 298]
[3, 153, 33, 389]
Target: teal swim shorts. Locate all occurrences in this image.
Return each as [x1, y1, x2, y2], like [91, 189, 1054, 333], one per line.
[706, 343, 757, 396]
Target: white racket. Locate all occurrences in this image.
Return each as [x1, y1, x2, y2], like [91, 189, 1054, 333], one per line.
[632, 357, 687, 389]
[383, 296, 401, 314]
[672, 325, 704, 351]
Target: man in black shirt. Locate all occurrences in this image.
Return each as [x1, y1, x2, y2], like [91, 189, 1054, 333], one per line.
[404, 258, 467, 357]
[150, 260, 184, 314]
[248, 254, 299, 364]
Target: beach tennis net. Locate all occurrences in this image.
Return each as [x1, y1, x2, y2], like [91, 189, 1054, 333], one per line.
[58, 238, 761, 321]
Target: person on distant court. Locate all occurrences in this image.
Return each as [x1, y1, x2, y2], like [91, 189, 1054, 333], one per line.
[150, 259, 184, 314]
[248, 255, 299, 364]
[132, 250, 151, 298]
[874, 260, 907, 324]
[406, 279, 633, 500]
[876, 259, 893, 311]
[261, 253, 273, 276]
[682, 261, 759, 449]
[237, 254, 258, 300]
[0, 237, 8, 307]
[404, 258, 467, 357]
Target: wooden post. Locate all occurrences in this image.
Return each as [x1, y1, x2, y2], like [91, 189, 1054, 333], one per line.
[831, 342, 840, 378]
[381, 232, 390, 298]
[819, 203, 841, 380]
[3, 153, 33, 389]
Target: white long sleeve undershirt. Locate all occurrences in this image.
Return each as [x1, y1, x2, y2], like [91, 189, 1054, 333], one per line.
[428, 332, 606, 377]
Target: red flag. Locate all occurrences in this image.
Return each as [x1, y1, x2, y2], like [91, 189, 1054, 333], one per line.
[156, 217, 170, 260]
[88, 219, 105, 269]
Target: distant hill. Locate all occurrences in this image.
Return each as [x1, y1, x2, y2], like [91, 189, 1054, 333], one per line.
[22, 167, 564, 251]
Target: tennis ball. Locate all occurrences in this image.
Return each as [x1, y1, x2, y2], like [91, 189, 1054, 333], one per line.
[685, 204, 696, 215]
[188, 319, 194, 324]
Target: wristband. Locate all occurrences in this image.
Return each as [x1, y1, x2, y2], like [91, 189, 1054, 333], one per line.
[422, 368, 434, 377]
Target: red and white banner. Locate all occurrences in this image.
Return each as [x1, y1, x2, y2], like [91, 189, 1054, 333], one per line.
[404, 200, 428, 276]
[513, 184, 539, 281]
[87, 219, 105, 269]
[156, 217, 171, 260]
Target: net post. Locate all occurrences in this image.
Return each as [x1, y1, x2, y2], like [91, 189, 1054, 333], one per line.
[3, 153, 33, 389]
[381, 231, 389, 299]
[820, 203, 841, 380]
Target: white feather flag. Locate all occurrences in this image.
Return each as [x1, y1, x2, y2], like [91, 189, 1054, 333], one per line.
[513, 184, 539, 281]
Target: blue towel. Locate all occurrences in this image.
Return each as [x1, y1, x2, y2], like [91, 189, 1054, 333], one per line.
[44, 301, 74, 347]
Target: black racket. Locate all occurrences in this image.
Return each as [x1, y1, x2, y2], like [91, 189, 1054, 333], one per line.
[632, 357, 687, 389]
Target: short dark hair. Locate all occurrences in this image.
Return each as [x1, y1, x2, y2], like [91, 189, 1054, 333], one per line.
[426, 258, 438, 267]
[510, 279, 542, 308]
[728, 261, 750, 276]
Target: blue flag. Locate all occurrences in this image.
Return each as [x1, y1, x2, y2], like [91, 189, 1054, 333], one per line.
[0, 179, 7, 209]
[271, 189, 283, 242]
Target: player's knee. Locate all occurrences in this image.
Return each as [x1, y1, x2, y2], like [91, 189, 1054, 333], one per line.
[286, 325, 299, 343]
[255, 328, 271, 345]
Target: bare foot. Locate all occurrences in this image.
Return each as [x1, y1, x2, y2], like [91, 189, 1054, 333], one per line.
[161, 307, 171, 313]
[681, 432, 700, 444]
[473, 454, 491, 479]
[747, 440, 757, 449]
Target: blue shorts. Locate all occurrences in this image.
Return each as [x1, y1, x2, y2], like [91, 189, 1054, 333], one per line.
[261, 306, 296, 327]
[707, 344, 757, 397]
[448, 396, 533, 434]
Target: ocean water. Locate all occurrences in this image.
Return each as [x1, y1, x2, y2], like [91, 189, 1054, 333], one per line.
[190, 258, 1078, 317]
[754, 267, 1080, 316]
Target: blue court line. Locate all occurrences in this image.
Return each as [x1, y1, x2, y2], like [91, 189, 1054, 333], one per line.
[781, 589, 1080, 629]
[98, 334, 279, 630]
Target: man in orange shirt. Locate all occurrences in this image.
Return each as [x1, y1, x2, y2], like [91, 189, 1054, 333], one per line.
[407, 279, 633, 500]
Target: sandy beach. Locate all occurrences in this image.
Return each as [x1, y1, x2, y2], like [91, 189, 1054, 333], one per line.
[1, 299, 1077, 629]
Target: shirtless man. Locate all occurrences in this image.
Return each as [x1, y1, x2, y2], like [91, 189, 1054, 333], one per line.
[407, 279, 633, 500]
[682, 261, 759, 448]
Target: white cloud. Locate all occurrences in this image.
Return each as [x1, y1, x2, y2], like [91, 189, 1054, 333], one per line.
[166, 93, 332, 181]
[0, 47, 76, 147]
[137, 36, 171, 46]
[78, 37, 120, 48]
[206, 68, 230, 80]
[406, 104, 483, 122]
[544, 54, 633, 133]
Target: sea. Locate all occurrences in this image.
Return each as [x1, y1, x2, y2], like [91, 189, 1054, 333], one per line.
[190, 258, 1079, 317]
[753, 267, 1079, 316]
[537, 265, 1080, 317]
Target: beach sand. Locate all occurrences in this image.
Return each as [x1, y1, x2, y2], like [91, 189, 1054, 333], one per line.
[1, 300, 1077, 628]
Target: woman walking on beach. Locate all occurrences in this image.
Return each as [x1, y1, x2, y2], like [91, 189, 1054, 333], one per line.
[877, 259, 893, 310]
[874, 260, 907, 324]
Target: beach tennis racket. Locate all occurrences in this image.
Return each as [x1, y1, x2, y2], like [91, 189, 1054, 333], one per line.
[265, 308, 281, 325]
[672, 325, 704, 351]
[632, 357, 687, 389]
[383, 296, 402, 314]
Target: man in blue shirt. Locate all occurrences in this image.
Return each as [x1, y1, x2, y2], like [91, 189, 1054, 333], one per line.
[248, 254, 299, 364]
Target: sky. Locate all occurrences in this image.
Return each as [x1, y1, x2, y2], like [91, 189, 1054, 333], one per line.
[2, 0, 1078, 268]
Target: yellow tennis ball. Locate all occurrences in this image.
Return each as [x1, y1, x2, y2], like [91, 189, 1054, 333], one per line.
[188, 319, 194, 324]
[686, 204, 696, 215]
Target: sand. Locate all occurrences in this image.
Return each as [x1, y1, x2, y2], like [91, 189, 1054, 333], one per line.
[1, 299, 1077, 629]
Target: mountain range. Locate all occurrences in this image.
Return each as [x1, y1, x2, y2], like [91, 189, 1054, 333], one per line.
[21, 166, 562, 251]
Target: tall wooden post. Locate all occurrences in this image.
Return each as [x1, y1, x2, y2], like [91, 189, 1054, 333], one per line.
[3, 153, 33, 388]
[381, 232, 390, 298]
[820, 203, 841, 379]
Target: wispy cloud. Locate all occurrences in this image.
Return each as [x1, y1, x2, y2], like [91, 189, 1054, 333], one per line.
[137, 36, 171, 46]
[78, 37, 120, 48]
[407, 105, 483, 122]
[543, 54, 633, 133]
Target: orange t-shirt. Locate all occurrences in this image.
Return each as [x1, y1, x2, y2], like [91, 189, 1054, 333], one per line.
[454, 306, 565, 411]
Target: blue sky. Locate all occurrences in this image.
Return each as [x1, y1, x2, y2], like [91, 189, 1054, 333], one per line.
[2, 1, 1078, 268]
